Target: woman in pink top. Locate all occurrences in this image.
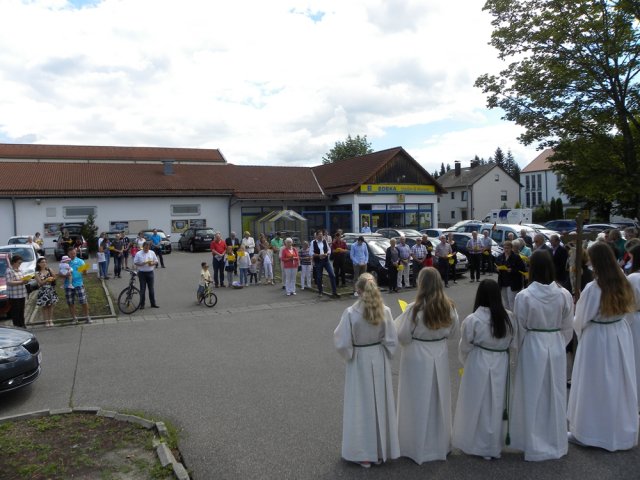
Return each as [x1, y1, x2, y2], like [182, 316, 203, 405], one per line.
[280, 238, 300, 296]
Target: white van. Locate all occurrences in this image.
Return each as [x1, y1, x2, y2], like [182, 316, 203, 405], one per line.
[481, 223, 537, 246]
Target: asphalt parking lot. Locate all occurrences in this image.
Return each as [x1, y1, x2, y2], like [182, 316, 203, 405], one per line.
[1, 251, 639, 479]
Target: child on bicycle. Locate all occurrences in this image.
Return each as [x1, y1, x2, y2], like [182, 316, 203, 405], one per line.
[197, 262, 212, 302]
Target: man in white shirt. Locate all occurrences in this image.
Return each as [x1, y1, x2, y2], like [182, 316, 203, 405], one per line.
[134, 241, 160, 309]
[312, 230, 339, 298]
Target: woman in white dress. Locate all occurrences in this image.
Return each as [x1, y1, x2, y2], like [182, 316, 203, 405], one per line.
[453, 279, 514, 460]
[396, 267, 459, 464]
[333, 273, 399, 468]
[568, 242, 638, 451]
[627, 244, 640, 410]
[510, 249, 573, 461]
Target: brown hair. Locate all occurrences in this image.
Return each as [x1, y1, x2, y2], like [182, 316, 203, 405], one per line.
[588, 242, 634, 316]
[411, 267, 454, 330]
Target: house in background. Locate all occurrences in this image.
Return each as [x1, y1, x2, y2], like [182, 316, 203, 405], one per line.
[437, 160, 521, 226]
[520, 149, 570, 209]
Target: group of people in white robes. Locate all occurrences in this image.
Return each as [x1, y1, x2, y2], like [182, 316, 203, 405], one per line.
[334, 243, 640, 468]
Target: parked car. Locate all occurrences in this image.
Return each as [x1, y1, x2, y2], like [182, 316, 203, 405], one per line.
[396, 235, 469, 275]
[7, 235, 45, 257]
[477, 224, 538, 246]
[53, 224, 88, 260]
[0, 253, 10, 317]
[582, 223, 619, 233]
[342, 234, 396, 286]
[142, 230, 172, 254]
[443, 231, 501, 273]
[0, 245, 40, 278]
[178, 228, 216, 252]
[450, 222, 486, 233]
[0, 326, 41, 393]
[544, 219, 578, 233]
[419, 228, 448, 239]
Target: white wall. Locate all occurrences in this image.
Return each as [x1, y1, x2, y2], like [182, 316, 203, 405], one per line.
[521, 171, 570, 208]
[437, 187, 468, 225]
[1, 196, 229, 250]
[472, 167, 521, 220]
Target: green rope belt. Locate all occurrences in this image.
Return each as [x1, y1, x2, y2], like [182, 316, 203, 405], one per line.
[352, 342, 381, 347]
[591, 318, 622, 324]
[412, 336, 446, 342]
[475, 344, 509, 353]
[525, 327, 561, 332]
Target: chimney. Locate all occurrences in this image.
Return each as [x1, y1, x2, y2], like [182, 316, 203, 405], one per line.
[470, 159, 479, 168]
[454, 161, 461, 176]
[162, 159, 175, 175]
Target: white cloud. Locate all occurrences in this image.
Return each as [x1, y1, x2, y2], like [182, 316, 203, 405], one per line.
[0, 0, 528, 167]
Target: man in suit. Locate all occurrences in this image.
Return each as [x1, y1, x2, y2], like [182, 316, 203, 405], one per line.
[550, 234, 569, 287]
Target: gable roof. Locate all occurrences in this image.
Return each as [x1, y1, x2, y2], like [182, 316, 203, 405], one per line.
[521, 149, 554, 173]
[312, 146, 445, 195]
[0, 143, 226, 164]
[437, 162, 498, 188]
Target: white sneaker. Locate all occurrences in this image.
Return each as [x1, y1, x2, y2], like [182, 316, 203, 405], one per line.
[353, 292, 359, 297]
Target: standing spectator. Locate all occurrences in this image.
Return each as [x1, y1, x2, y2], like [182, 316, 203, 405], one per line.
[121, 233, 131, 269]
[520, 229, 533, 249]
[422, 234, 434, 267]
[385, 238, 400, 294]
[112, 233, 124, 278]
[248, 256, 259, 285]
[447, 233, 458, 285]
[333, 273, 399, 468]
[626, 244, 640, 411]
[434, 235, 452, 288]
[134, 242, 159, 309]
[150, 229, 165, 268]
[331, 233, 348, 288]
[270, 231, 284, 284]
[549, 234, 569, 287]
[224, 245, 237, 287]
[350, 236, 369, 297]
[510, 249, 573, 461]
[241, 231, 256, 258]
[607, 229, 626, 263]
[60, 229, 74, 256]
[410, 237, 427, 287]
[466, 231, 483, 282]
[60, 248, 92, 324]
[360, 221, 372, 234]
[34, 232, 45, 256]
[35, 257, 58, 327]
[396, 237, 411, 290]
[299, 241, 313, 290]
[568, 242, 638, 451]
[395, 267, 459, 464]
[259, 244, 274, 285]
[481, 230, 494, 274]
[135, 231, 146, 249]
[453, 279, 514, 460]
[237, 245, 251, 287]
[101, 233, 111, 278]
[97, 242, 107, 280]
[280, 238, 299, 296]
[532, 233, 551, 252]
[6, 254, 28, 328]
[495, 241, 526, 310]
[210, 232, 227, 288]
[312, 230, 339, 298]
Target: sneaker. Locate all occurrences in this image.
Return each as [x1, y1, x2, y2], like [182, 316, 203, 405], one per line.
[357, 462, 371, 468]
[353, 292, 359, 297]
[71, 318, 78, 325]
[85, 318, 93, 324]
[292, 292, 297, 295]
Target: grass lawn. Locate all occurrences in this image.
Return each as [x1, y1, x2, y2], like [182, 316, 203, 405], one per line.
[37, 274, 113, 323]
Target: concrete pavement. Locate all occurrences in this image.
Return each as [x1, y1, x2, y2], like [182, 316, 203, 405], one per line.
[1, 251, 638, 479]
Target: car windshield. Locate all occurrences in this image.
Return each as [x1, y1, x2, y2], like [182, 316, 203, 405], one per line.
[0, 257, 7, 276]
[0, 246, 35, 262]
[368, 240, 391, 255]
[8, 237, 28, 244]
[197, 229, 215, 236]
[398, 229, 421, 236]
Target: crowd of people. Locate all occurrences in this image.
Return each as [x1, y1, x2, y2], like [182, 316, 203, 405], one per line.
[333, 226, 640, 468]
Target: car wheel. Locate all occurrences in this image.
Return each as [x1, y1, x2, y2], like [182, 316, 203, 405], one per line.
[189, 243, 195, 253]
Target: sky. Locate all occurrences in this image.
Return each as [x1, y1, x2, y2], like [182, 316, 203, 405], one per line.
[0, 0, 542, 173]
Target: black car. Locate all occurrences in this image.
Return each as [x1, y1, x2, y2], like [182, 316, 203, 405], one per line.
[178, 228, 216, 252]
[342, 234, 393, 286]
[544, 219, 578, 233]
[142, 230, 172, 254]
[0, 326, 41, 393]
[53, 224, 89, 260]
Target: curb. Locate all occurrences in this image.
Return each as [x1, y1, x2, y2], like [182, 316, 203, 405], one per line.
[0, 407, 190, 480]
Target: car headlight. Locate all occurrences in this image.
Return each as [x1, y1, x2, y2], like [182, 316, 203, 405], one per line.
[0, 346, 24, 363]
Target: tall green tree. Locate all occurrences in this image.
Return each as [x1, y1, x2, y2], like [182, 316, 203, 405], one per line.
[322, 134, 373, 164]
[504, 150, 521, 183]
[493, 147, 505, 168]
[440, 162, 446, 176]
[476, 0, 640, 218]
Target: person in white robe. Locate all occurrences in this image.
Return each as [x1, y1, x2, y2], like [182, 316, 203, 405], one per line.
[510, 249, 573, 461]
[395, 267, 459, 464]
[626, 244, 640, 411]
[334, 273, 399, 468]
[568, 241, 638, 451]
[453, 279, 515, 459]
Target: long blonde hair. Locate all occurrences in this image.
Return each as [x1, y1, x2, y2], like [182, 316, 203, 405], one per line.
[411, 267, 454, 329]
[588, 242, 634, 316]
[356, 273, 385, 325]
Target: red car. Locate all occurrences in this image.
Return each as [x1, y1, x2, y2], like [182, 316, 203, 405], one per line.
[0, 253, 10, 317]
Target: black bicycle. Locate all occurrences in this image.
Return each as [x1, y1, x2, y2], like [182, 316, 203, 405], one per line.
[118, 269, 141, 314]
[197, 280, 218, 308]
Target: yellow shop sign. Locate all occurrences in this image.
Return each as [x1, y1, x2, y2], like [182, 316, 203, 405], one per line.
[360, 184, 435, 194]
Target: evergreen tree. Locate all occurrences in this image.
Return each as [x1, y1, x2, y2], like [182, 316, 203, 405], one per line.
[549, 197, 557, 218]
[432, 170, 439, 179]
[446, 163, 451, 172]
[494, 147, 505, 168]
[81, 214, 99, 253]
[440, 162, 446, 176]
[555, 198, 564, 219]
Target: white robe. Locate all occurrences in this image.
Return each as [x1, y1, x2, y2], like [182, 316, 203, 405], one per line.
[452, 307, 514, 458]
[510, 281, 573, 461]
[395, 303, 459, 464]
[334, 303, 399, 463]
[568, 280, 639, 451]
[628, 272, 640, 411]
